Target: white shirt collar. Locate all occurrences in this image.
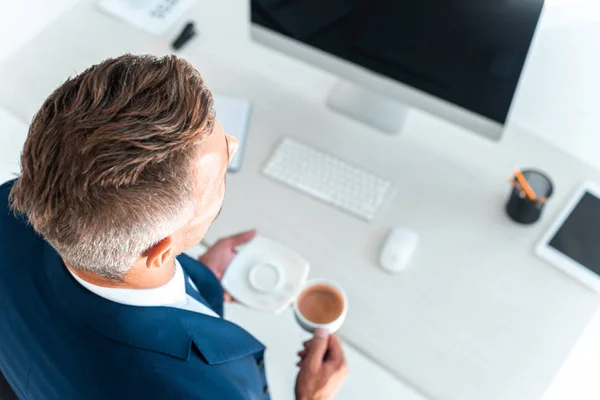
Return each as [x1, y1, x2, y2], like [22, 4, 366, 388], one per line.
[67, 260, 188, 308]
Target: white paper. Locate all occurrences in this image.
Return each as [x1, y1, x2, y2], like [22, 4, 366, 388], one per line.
[96, 0, 197, 35]
[0, 107, 28, 183]
[213, 95, 253, 173]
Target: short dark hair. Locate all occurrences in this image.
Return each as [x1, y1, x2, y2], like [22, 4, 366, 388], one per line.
[10, 54, 214, 279]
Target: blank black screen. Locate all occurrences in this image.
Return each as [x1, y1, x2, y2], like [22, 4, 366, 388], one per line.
[549, 193, 600, 276]
[252, 0, 545, 124]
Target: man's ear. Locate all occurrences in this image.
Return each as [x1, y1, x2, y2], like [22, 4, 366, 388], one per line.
[144, 237, 174, 269]
[226, 133, 239, 160]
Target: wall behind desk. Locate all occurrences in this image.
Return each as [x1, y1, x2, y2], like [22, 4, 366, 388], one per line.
[511, 1, 600, 171]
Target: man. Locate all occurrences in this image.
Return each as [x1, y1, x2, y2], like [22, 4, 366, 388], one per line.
[0, 54, 347, 399]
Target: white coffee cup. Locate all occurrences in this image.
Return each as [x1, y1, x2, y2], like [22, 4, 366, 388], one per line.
[293, 279, 348, 334]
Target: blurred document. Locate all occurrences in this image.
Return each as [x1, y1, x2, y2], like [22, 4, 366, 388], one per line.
[96, 0, 197, 35]
[0, 107, 28, 183]
[213, 95, 252, 173]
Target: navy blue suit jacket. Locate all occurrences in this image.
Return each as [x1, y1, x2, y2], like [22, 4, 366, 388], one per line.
[0, 180, 269, 399]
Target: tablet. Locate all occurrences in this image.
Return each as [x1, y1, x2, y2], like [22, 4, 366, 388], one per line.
[537, 182, 600, 292]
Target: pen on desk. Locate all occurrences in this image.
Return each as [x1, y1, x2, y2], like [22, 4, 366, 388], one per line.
[513, 169, 537, 201]
[507, 178, 547, 203]
[172, 22, 196, 51]
[507, 178, 524, 194]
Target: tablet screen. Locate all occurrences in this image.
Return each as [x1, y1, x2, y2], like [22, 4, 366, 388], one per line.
[549, 192, 600, 276]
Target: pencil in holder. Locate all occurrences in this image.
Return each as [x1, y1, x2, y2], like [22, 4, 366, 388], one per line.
[506, 169, 553, 225]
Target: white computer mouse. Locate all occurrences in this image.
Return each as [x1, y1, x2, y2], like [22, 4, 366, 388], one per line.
[379, 228, 419, 273]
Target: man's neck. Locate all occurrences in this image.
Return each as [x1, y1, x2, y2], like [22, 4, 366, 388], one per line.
[65, 259, 176, 289]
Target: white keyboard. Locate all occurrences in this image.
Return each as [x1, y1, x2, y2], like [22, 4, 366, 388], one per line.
[263, 138, 392, 221]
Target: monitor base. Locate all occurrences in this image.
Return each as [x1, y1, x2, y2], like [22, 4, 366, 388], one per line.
[326, 81, 408, 134]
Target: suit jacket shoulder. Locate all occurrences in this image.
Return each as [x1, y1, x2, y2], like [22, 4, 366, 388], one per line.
[0, 179, 270, 399]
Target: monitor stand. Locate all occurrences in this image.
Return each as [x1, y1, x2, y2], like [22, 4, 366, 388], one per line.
[326, 81, 408, 134]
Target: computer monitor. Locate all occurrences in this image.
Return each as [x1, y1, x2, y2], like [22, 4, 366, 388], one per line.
[250, 0, 545, 140]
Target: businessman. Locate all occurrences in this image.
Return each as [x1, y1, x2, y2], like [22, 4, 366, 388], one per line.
[0, 54, 347, 399]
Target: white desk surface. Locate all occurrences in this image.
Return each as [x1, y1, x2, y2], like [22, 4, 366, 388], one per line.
[224, 302, 425, 400]
[182, 244, 425, 400]
[1, 1, 599, 399]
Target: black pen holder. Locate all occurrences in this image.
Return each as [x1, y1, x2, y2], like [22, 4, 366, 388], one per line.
[506, 169, 553, 225]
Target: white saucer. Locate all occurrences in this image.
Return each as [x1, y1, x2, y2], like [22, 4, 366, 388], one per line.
[222, 236, 310, 314]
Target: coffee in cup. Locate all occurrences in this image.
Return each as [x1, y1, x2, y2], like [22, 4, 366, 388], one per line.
[293, 280, 347, 333]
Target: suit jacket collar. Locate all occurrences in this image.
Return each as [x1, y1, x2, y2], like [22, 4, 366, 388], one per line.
[42, 243, 265, 363]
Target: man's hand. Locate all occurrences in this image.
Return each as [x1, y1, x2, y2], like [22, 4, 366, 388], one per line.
[198, 230, 257, 301]
[295, 329, 349, 400]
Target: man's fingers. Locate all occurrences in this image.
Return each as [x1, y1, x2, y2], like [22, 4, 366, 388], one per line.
[228, 230, 257, 247]
[224, 292, 236, 303]
[303, 328, 328, 348]
[303, 328, 329, 369]
[325, 335, 345, 365]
